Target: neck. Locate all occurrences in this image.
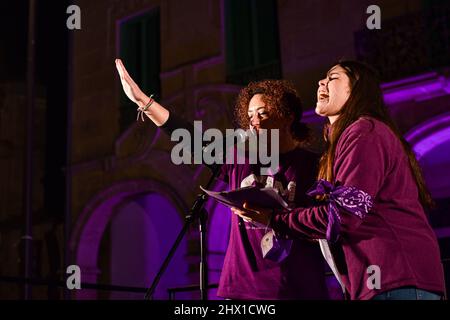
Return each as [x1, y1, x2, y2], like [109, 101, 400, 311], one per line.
[328, 115, 339, 124]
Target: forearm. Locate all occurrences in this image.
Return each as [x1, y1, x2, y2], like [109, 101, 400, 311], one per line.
[137, 94, 170, 127]
[136, 96, 225, 175]
[271, 205, 329, 240]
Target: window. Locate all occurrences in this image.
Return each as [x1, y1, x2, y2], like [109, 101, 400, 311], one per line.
[119, 9, 160, 132]
[225, 0, 281, 85]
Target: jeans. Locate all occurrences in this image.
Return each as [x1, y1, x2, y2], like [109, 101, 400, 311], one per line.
[372, 287, 442, 300]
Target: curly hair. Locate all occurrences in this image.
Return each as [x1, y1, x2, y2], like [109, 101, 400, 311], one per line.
[234, 79, 309, 143]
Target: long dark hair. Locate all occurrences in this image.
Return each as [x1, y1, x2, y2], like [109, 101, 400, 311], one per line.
[318, 60, 434, 209]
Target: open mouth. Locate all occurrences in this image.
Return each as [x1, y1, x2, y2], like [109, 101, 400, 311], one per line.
[318, 93, 329, 102]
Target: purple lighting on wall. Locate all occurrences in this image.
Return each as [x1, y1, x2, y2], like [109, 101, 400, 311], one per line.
[382, 72, 450, 105]
[405, 112, 450, 160]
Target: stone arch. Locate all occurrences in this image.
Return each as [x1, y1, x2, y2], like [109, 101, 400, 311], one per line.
[69, 179, 188, 299]
[405, 112, 450, 199]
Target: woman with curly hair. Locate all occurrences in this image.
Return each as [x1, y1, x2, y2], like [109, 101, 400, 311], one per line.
[232, 60, 445, 300]
[115, 58, 329, 299]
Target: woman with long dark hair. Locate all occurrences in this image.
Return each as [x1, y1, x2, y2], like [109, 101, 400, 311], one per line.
[233, 60, 445, 300]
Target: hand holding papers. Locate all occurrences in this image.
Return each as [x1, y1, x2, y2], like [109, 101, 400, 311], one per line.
[201, 185, 293, 263]
[200, 185, 291, 211]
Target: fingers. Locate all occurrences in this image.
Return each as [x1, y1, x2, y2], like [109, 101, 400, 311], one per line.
[230, 207, 242, 215]
[231, 204, 272, 228]
[231, 203, 267, 216]
[231, 206, 252, 215]
[115, 58, 130, 79]
[231, 207, 256, 220]
[115, 59, 125, 78]
[115, 59, 140, 92]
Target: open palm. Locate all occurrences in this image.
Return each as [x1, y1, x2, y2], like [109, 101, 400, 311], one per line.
[115, 58, 146, 105]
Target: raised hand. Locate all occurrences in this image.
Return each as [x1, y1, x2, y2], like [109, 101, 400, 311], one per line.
[115, 58, 148, 106]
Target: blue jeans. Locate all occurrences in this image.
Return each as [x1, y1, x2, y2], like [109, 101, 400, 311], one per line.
[372, 287, 442, 300]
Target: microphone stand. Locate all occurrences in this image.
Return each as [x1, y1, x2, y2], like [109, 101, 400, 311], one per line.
[144, 164, 221, 300]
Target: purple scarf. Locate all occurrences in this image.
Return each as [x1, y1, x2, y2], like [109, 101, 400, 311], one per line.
[307, 179, 374, 243]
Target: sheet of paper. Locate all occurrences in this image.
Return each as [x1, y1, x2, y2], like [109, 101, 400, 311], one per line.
[200, 185, 290, 210]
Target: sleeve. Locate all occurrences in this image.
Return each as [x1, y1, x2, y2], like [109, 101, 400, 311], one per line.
[271, 204, 330, 240]
[271, 129, 384, 240]
[332, 130, 385, 232]
[160, 112, 196, 137]
[334, 130, 386, 197]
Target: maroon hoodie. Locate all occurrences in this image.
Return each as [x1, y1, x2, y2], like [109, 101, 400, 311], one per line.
[271, 117, 445, 300]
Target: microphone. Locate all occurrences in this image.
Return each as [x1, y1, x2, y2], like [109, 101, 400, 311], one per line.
[170, 118, 277, 175]
[202, 128, 251, 151]
[201, 127, 256, 166]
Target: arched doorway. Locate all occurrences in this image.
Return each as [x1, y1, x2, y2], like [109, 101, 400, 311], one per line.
[70, 179, 191, 299]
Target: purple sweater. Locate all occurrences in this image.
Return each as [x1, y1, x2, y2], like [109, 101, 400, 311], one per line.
[161, 114, 329, 299]
[216, 149, 329, 300]
[271, 117, 445, 300]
